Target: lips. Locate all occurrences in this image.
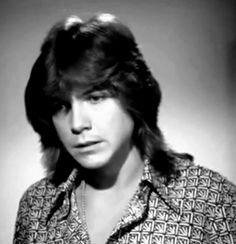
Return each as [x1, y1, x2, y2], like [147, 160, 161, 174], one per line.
[74, 140, 102, 149]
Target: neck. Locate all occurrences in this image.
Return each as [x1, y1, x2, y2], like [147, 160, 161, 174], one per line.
[81, 146, 144, 191]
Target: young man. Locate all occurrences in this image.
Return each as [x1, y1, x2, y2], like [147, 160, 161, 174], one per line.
[14, 13, 236, 244]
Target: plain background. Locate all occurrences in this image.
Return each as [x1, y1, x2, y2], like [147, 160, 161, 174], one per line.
[0, 0, 235, 242]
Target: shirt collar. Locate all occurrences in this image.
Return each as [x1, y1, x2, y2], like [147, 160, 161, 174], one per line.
[48, 157, 184, 222]
[141, 159, 181, 214]
[47, 168, 79, 223]
[57, 167, 78, 193]
[110, 159, 182, 237]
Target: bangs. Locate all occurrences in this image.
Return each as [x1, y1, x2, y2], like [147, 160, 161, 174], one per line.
[43, 63, 119, 108]
[41, 13, 139, 107]
[44, 37, 122, 102]
[57, 58, 118, 94]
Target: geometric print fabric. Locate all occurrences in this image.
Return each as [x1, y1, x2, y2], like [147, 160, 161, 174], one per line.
[13, 157, 236, 244]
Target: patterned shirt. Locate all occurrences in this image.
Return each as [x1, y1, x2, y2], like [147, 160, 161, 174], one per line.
[13, 157, 236, 244]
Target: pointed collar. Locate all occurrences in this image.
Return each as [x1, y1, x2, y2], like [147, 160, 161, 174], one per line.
[46, 168, 79, 223]
[141, 159, 182, 214]
[47, 156, 192, 222]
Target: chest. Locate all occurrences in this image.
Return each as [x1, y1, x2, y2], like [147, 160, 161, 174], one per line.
[45, 192, 208, 244]
[85, 204, 126, 244]
[32, 190, 224, 244]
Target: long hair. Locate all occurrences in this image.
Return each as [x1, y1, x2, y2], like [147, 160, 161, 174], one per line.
[25, 13, 188, 183]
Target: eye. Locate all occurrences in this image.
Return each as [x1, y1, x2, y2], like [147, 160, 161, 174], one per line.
[87, 92, 108, 104]
[51, 101, 70, 115]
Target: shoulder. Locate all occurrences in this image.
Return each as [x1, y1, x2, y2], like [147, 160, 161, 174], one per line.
[173, 156, 236, 204]
[18, 177, 58, 208]
[14, 177, 60, 242]
[166, 156, 236, 241]
[15, 177, 59, 229]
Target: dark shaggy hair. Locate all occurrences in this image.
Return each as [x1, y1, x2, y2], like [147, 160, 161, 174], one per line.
[25, 13, 189, 183]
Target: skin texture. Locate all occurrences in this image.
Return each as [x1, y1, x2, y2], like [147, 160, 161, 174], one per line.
[52, 87, 142, 187]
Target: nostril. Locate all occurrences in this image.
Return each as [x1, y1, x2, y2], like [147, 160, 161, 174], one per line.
[71, 123, 92, 135]
[71, 127, 79, 135]
[71, 127, 82, 135]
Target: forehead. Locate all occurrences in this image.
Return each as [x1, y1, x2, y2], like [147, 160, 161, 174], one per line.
[55, 80, 95, 100]
[47, 58, 120, 101]
[57, 61, 111, 89]
[53, 75, 114, 101]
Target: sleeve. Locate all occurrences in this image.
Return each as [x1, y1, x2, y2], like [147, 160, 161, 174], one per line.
[13, 190, 31, 244]
[205, 179, 236, 244]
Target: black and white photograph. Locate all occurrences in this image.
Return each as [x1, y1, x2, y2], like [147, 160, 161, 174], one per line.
[0, 0, 235, 243]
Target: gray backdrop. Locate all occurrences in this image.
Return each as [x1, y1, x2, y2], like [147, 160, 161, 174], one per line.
[0, 0, 235, 242]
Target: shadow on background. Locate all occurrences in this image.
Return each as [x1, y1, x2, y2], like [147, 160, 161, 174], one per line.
[227, 40, 236, 107]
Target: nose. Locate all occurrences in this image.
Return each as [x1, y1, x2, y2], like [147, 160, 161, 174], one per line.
[70, 99, 91, 135]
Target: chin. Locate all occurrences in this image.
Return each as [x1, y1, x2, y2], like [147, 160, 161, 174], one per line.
[79, 162, 109, 171]
[74, 155, 110, 170]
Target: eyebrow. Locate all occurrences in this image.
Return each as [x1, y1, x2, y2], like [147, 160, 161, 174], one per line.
[75, 88, 112, 99]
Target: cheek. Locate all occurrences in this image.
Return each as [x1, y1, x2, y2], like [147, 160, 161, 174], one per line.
[52, 118, 69, 142]
[102, 107, 134, 140]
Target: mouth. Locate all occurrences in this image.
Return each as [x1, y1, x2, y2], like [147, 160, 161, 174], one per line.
[74, 141, 102, 149]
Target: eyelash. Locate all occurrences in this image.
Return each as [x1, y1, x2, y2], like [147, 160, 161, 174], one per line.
[52, 101, 70, 114]
[87, 93, 106, 104]
[51, 91, 109, 114]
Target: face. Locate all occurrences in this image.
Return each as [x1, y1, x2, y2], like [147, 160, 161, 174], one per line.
[52, 87, 135, 170]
